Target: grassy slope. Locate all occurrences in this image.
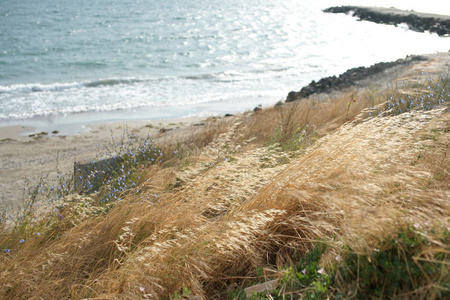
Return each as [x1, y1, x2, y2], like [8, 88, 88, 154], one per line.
[0, 59, 449, 299]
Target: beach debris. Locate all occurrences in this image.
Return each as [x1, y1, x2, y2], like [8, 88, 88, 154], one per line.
[0, 138, 15, 143]
[28, 132, 49, 138]
[159, 127, 173, 134]
[244, 279, 279, 298]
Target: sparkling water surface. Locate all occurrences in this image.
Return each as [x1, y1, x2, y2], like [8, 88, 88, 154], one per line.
[0, 0, 449, 131]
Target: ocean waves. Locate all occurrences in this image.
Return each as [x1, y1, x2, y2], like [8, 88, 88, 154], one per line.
[0, 69, 290, 120]
[1, 0, 449, 123]
[0, 67, 294, 96]
[0, 78, 150, 95]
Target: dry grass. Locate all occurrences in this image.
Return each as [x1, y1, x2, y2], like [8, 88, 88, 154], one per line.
[0, 69, 448, 299]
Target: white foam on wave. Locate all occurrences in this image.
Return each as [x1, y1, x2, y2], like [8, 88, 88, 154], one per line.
[0, 78, 148, 94]
[0, 76, 287, 120]
[0, 82, 85, 94]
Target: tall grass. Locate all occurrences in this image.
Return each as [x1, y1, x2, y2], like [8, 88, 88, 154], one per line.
[0, 74, 448, 299]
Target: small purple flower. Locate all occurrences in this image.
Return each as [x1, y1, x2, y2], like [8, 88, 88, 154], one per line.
[20, 239, 25, 243]
[36, 232, 41, 236]
[5, 249, 10, 253]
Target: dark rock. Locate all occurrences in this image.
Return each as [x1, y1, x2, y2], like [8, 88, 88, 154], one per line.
[193, 123, 206, 126]
[52, 130, 59, 134]
[159, 127, 173, 134]
[324, 6, 450, 37]
[224, 113, 234, 117]
[286, 91, 300, 102]
[286, 55, 427, 101]
[253, 105, 262, 112]
[274, 101, 284, 107]
[29, 132, 48, 138]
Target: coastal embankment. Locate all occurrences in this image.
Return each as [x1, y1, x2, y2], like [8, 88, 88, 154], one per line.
[1, 2, 449, 298]
[0, 51, 448, 299]
[1, 52, 449, 210]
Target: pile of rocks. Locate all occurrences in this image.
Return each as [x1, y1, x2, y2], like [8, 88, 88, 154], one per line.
[286, 55, 427, 102]
[324, 6, 450, 37]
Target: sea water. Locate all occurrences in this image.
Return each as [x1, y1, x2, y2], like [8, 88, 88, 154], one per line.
[0, 0, 449, 132]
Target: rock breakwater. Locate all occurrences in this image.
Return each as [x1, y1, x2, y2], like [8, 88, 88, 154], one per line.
[286, 55, 427, 102]
[324, 6, 450, 37]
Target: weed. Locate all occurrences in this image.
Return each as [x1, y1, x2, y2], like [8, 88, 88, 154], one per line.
[236, 225, 449, 299]
[233, 243, 330, 300]
[345, 92, 357, 121]
[76, 130, 162, 203]
[383, 75, 449, 116]
[335, 225, 450, 299]
[170, 286, 193, 299]
[268, 101, 318, 152]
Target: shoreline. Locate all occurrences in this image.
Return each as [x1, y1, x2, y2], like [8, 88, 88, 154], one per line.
[0, 94, 276, 139]
[0, 114, 209, 209]
[2, 6, 449, 139]
[1, 50, 448, 140]
[1, 51, 449, 209]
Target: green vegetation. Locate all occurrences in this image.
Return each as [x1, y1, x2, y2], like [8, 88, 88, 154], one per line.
[236, 225, 449, 299]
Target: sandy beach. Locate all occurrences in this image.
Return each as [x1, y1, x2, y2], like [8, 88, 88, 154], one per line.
[0, 115, 206, 209]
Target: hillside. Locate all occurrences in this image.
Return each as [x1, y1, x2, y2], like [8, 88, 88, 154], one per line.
[0, 53, 449, 299]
